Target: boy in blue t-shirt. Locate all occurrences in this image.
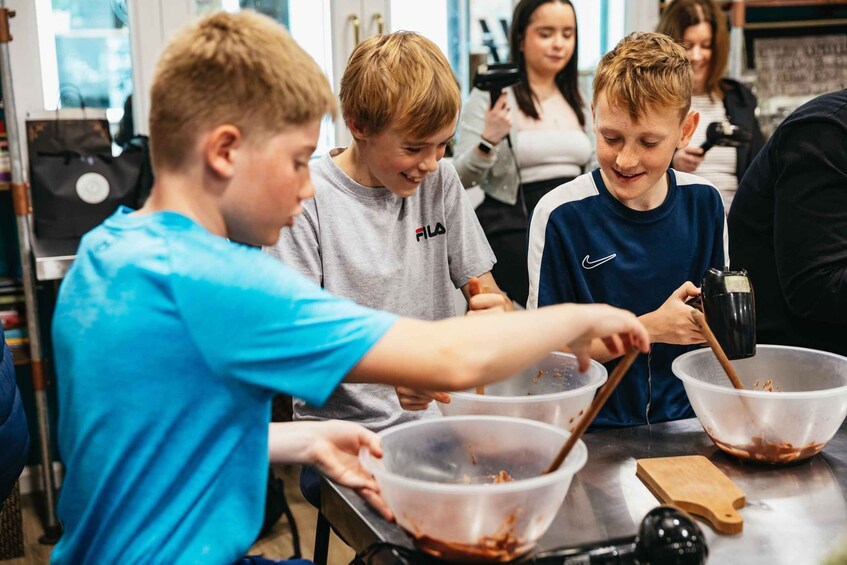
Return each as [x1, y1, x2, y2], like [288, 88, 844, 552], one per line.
[50, 11, 650, 564]
[528, 32, 727, 428]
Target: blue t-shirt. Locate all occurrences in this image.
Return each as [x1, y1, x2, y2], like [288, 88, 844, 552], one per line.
[0, 325, 29, 503]
[528, 169, 726, 428]
[51, 207, 397, 564]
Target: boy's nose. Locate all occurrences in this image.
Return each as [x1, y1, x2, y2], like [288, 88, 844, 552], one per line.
[419, 154, 438, 173]
[299, 176, 315, 201]
[615, 147, 639, 170]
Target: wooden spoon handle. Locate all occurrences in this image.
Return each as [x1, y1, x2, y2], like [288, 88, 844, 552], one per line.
[468, 277, 486, 395]
[543, 349, 640, 474]
[692, 310, 745, 390]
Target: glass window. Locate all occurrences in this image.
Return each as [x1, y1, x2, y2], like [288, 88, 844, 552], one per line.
[38, 0, 132, 119]
[194, 0, 335, 155]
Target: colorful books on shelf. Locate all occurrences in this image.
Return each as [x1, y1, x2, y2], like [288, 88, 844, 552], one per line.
[0, 118, 9, 183]
[0, 277, 28, 364]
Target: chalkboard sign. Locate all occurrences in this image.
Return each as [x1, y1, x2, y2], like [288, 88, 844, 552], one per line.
[754, 34, 847, 100]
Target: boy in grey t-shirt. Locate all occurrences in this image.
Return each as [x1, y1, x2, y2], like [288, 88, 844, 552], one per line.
[265, 31, 510, 436]
[265, 31, 511, 506]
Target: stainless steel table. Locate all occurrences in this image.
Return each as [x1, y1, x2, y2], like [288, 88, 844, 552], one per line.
[320, 418, 847, 564]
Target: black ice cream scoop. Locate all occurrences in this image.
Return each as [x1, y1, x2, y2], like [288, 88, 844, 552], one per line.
[473, 62, 521, 108]
[530, 505, 708, 564]
[700, 121, 752, 153]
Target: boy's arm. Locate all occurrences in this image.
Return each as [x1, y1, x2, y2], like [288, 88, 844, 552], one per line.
[346, 303, 650, 390]
[588, 282, 704, 363]
[268, 421, 393, 520]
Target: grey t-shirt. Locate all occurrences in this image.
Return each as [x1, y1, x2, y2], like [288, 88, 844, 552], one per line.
[265, 149, 496, 431]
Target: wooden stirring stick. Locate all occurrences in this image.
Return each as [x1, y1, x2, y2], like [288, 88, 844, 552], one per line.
[468, 277, 487, 395]
[692, 310, 744, 390]
[543, 348, 640, 474]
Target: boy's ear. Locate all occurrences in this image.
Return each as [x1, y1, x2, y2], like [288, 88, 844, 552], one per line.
[677, 110, 700, 150]
[346, 118, 370, 140]
[204, 125, 242, 178]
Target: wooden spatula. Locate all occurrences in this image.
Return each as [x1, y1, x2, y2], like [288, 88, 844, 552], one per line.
[637, 455, 745, 534]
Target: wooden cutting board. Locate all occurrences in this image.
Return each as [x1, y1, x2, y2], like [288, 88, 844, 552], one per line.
[636, 455, 745, 534]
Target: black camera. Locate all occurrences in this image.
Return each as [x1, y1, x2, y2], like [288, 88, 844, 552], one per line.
[700, 121, 752, 153]
[473, 63, 521, 108]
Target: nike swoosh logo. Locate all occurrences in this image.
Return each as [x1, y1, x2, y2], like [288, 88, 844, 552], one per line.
[582, 254, 617, 269]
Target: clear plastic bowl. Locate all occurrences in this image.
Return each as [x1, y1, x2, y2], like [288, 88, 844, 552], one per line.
[672, 345, 847, 464]
[437, 352, 607, 431]
[360, 415, 587, 562]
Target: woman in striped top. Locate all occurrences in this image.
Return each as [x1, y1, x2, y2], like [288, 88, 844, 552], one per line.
[657, 0, 765, 211]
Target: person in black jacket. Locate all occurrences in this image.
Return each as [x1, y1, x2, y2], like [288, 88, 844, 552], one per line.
[0, 325, 30, 503]
[728, 89, 847, 356]
[658, 0, 765, 210]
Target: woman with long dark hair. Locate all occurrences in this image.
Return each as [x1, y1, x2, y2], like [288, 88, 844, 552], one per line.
[454, 0, 592, 308]
[657, 0, 765, 210]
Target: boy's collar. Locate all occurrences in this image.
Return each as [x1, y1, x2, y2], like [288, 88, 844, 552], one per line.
[592, 168, 678, 222]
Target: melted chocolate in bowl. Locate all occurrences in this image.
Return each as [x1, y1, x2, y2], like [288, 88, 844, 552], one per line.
[707, 430, 825, 464]
[410, 514, 530, 563]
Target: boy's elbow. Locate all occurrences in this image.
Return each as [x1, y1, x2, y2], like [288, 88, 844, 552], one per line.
[433, 346, 491, 391]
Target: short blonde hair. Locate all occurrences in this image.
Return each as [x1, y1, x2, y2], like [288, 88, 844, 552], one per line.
[592, 32, 692, 122]
[149, 11, 335, 173]
[339, 32, 460, 138]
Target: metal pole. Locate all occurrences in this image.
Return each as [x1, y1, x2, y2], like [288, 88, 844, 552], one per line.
[0, 2, 62, 543]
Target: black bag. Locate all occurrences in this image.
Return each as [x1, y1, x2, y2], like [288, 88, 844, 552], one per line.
[26, 86, 112, 156]
[30, 150, 144, 239]
[121, 135, 155, 209]
[26, 118, 112, 157]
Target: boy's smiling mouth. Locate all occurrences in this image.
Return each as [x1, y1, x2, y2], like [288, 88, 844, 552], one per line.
[401, 172, 424, 184]
[612, 168, 645, 183]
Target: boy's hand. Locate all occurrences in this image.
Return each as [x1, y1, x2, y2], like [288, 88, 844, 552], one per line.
[640, 282, 705, 345]
[480, 93, 511, 153]
[565, 304, 651, 371]
[304, 421, 394, 521]
[396, 387, 451, 410]
[465, 275, 512, 314]
[672, 147, 705, 173]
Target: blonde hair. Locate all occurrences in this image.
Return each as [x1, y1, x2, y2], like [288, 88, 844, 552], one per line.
[592, 32, 692, 122]
[339, 32, 460, 138]
[149, 10, 335, 173]
[657, 0, 729, 100]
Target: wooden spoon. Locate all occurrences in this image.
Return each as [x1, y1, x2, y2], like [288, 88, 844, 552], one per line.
[692, 310, 744, 390]
[543, 348, 640, 474]
[468, 277, 487, 395]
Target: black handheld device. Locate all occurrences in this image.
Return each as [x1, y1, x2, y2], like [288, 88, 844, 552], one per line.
[702, 267, 756, 360]
[473, 62, 521, 108]
[700, 121, 752, 153]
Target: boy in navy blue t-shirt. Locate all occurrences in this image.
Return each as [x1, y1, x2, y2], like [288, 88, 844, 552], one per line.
[528, 32, 727, 428]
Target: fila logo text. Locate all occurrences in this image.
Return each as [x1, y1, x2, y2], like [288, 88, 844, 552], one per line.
[415, 222, 446, 242]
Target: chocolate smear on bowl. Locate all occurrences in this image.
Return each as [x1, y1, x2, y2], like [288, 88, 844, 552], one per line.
[413, 514, 528, 563]
[707, 430, 825, 464]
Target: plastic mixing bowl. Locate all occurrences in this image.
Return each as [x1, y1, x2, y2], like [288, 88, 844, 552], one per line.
[437, 352, 607, 431]
[360, 415, 587, 562]
[672, 345, 847, 464]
